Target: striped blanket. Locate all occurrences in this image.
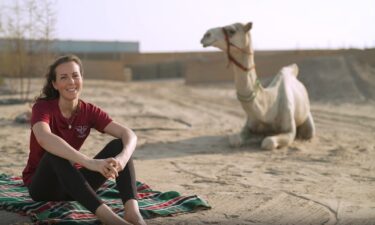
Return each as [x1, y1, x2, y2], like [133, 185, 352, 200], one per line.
[0, 174, 210, 224]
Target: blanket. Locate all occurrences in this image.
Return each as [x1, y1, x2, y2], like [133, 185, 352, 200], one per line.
[0, 174, 210, 224]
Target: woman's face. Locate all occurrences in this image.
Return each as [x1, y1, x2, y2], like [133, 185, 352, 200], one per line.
[53, 61, 83, 101]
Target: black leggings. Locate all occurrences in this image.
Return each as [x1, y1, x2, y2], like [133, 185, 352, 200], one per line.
[27, 139, 137, 213]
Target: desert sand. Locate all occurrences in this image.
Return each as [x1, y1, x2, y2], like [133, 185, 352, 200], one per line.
[1, 57, 375, 225]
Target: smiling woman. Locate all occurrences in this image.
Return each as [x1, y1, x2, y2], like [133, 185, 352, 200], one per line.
[22, 55, 147, 225]
[52, 62, 82, 107]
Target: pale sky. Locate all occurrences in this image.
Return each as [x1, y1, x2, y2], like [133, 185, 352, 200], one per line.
[4, 0, 375, 52]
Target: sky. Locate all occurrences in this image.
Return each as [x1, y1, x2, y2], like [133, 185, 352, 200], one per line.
[3, 0, 375, 52]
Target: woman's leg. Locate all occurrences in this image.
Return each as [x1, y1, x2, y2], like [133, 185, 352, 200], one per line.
[96, 204, 132, 225]
[80, 139, 137, 203]
[80, 139, 145, 225]
[27, 152, 71, 201]
[28, 152, 103, 212]
[28, 152, 131, 225]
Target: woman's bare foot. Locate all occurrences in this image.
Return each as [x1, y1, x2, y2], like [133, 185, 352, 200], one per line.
[96, 204, 132, 225]
[124, 199, 147, 225]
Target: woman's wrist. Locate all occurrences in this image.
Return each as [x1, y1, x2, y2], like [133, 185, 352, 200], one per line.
[115, 153, 127, 171]
[80, 155, 92, 169]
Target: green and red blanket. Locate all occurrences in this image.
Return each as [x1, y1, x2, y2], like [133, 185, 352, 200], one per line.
[0, 174, 210, 224]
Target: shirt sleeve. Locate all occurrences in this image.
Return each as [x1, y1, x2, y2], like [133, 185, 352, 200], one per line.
[89, 103, 113, 133]
[30, 100, 51, 127]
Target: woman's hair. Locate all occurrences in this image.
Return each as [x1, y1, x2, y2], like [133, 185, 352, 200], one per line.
[36, 55, 83, 101]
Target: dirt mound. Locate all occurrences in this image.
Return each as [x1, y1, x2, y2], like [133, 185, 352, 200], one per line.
[292, 54, 375, 102]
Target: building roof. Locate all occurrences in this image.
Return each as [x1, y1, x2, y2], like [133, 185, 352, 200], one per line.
[52, 40, 139, 53]
[0, 39, 139, 53]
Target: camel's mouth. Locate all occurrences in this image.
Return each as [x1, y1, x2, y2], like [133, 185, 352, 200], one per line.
[200, 33, 216, 48]
[201, 40, 215, 48]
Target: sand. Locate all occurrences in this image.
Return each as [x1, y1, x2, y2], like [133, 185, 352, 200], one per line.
[1, 62, 375, 224]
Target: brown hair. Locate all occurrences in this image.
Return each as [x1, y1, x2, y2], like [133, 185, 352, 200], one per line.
[36, 55, 83, 101]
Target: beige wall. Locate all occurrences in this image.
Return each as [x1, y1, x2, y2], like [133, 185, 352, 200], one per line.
[120, 52, 222, 66]
[184, 57, 233, 84]
[81, 59, 129, 81]
[1, 49, 373, 83]
[119, 52, 225, 81]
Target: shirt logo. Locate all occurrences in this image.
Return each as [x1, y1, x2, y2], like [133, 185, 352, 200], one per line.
[75, 125, 88, 138]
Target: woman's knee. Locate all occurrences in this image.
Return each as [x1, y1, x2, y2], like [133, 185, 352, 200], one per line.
[94, 139, 123, 159]
[104, 139, 123, 156]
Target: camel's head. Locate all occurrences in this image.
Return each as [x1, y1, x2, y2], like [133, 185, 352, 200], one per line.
[200, 22, 252, 52]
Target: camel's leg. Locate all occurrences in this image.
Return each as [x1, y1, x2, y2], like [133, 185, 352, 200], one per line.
[229, 125, 248, 148]
[229, 122, 263, 148]
[296, 112, 315, 140]
[261, 132, 296, 150]
[261, 113, 296, 150]
[229, 132, 243, 148]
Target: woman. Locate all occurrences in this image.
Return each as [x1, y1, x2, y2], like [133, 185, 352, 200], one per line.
[22, 55, 146, 225]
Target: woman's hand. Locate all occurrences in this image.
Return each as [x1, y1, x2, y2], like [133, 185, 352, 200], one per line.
[113, 157, 126, 172]
[84, 158, 119, 179]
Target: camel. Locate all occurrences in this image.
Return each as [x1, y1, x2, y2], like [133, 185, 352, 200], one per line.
[200, 22, 315, 150]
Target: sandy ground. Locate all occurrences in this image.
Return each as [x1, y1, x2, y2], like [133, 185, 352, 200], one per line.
[0, 78, 375, 225]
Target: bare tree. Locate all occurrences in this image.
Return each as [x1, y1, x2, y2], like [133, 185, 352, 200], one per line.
[36, 0, 57, 73]
[0, 0, 56, 101]
[0, 6, 4, 86]
[0, 6, 3, 33]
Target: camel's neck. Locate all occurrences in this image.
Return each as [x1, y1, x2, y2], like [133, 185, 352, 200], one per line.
[231, 48, 259, 98]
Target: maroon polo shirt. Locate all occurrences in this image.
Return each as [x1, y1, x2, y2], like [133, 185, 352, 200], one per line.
[22, 98, 113, 185]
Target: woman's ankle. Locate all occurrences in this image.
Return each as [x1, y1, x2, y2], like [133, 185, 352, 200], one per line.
[96, 204, 132, 225]
[124, 199, 139, 211]
[124, 200, 146, 225]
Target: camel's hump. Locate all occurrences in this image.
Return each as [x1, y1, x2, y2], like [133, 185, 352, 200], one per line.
[280, 63, 299, 77]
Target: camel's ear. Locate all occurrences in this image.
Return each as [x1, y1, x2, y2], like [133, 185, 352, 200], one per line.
[244, 22, 252, 32]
